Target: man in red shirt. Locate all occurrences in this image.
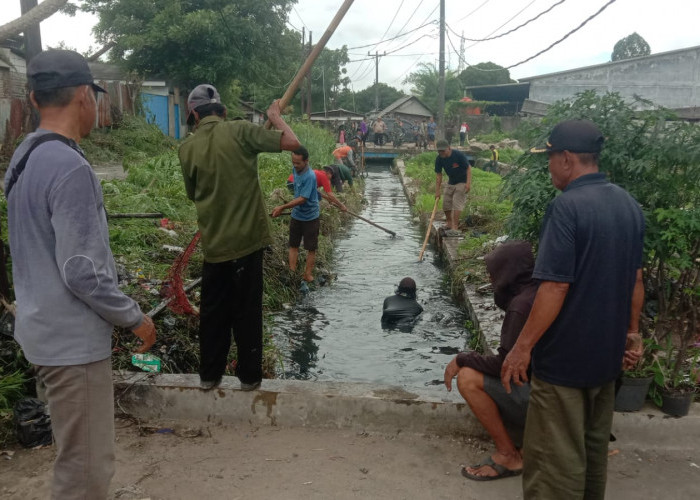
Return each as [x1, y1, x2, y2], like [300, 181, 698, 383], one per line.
[286, 169, 346, 210]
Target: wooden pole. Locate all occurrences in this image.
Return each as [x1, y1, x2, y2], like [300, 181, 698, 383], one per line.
[319, 191, 396, 237]
[265, 0, 354, 128]
[418, 198, 440, 261]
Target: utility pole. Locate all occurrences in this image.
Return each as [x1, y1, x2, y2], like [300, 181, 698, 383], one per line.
[437, 0, 446, 140]
[368, 51, 385, 112]
[20, 0, 42, 61]
[21, 0, 42, 131]
[457, 31, 465, 73]
[306, 31, 313, 117]
[300, 27, 305, 115]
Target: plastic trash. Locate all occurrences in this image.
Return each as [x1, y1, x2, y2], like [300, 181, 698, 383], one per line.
[131, 353, 161, 372]
[14, 398, 52, 448]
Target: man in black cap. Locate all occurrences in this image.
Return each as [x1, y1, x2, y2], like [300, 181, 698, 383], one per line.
[501, 119, 645, 499]
[4, 50, 157, 499]
[434, 139, 472, 236]
[179, 84, 300, 392]
[381, 277, 424, 329]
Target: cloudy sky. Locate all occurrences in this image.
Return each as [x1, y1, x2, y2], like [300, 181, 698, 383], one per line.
[2, 0, 699, 92]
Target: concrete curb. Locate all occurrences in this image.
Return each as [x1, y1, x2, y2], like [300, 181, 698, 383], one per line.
[114, 372, 700, 451]
[114, 372, 486, 437]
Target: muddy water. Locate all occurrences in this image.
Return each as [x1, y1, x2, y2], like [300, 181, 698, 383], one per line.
[271, 163, 468, 388]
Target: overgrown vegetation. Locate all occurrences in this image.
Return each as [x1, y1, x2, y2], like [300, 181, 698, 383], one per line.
[0, 117, 362, 445]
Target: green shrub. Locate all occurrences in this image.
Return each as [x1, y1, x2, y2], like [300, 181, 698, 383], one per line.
[502, 90, 700, 373]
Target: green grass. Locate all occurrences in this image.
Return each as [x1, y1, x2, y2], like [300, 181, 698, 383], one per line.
[81, 114, 179, 168]
[403, 153, 512, 288]
[100, 120, 363, 377]
[474, 147, 523, 165]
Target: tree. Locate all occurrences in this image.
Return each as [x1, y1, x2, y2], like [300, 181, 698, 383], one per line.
[502, 90, 699, 386]
[403, 63, 461, 113]
[305, 46, 351, 113]
[82, 0, 300, 102]
[611, 32, 650, 62]
[342, 83, 405, 114]
[458, 62, 514, 88]
[0, 0, 69, 43]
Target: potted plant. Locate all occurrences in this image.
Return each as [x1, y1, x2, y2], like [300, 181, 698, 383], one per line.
[644, 204, 699, 417]
[615, 338, 657, 412]
[649, 338, 699, 417]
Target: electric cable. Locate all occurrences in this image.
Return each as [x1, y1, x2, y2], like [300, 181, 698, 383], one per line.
[347, 21, 436, 50]
[449, 0, 567, 42]
[455, 0, 492, 23]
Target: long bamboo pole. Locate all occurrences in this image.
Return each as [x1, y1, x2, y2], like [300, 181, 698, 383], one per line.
[319, 191, 396, 237]
[265, 0, 355, 128]
[418, 198, 440, 261]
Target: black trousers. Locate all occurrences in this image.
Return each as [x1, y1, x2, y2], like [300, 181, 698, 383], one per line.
[199, 249, 264, 384]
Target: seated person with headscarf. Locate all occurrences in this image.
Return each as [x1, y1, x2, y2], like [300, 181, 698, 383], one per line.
[381, 277, 423, 329]
[443, 240, 538, 481]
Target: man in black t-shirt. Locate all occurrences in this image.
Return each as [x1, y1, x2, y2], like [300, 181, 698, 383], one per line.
[434, 139, 472, 234]
[501, 120, 645, 500]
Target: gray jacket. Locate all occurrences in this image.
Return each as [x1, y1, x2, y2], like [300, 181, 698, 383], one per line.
[4, 130, 142, 366]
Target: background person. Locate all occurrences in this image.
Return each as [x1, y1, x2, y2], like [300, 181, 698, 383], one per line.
[427, 116, 437, 149]
[323, 164, 354, 193]
[488, 145, 499, 172]
[4, 49, 157, 499]
[179, 84, 300, 392]
[501, 119, 645, 499]
[444, 241, 538, 481]
[434, 139, 472, 235]
[373, 116, 387, 146]
[332, 143, 357, 176]
[459, 121, 470, 146]
[381, 277, 424, 329]
[359, 117, 368, 147]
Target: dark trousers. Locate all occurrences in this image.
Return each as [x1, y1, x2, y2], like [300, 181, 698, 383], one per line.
[199, 249, 264, 384]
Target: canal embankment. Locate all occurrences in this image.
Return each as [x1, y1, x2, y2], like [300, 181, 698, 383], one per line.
[112, 157, 700, 445]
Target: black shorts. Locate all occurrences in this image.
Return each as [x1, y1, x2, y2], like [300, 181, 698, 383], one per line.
[289, 217, 320, 251]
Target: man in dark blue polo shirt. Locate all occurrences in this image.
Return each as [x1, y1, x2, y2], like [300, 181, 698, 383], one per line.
[434, 139, 472, 235]
[501, 120, 645, 499]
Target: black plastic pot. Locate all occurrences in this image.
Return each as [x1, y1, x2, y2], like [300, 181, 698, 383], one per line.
[614, 375, 653, 412]
[660, 390, 694, 417]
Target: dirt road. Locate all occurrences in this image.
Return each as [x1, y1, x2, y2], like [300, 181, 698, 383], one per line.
[2, 416, 699, 500]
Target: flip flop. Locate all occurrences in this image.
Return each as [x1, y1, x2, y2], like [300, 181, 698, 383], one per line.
[461, 456, 522, 482]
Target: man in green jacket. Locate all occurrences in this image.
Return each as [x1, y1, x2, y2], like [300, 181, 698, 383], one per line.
[179, 84, 300, 391]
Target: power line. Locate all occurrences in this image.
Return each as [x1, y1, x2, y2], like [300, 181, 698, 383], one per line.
[451, 0, 567, 43]
[464, 0, 538, 50]
[504, 0, 618, 69]
[392, 0, 427, 41]
[378, 0, 407, 42]
[455, 0, 493, 23]
[292, 6, 308, 31]
[448, 0, 620, 72]
[347, 21, 436, 50]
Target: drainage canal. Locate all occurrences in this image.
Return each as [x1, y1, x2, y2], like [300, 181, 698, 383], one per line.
[271, 163, 468, 388]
